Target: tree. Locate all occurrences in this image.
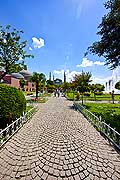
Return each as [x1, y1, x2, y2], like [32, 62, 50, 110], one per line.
[88, 0, 120, 69]
[19, 79, 26, 90]
[115, 81, 120, 90]
[90, 83, 105, 100]
[46, 79, 54, 85]
[61, 82, 72, 92]
[0, 25, 33, 80]
[9, 61, 27, 73]
[31, 72, 46, 98]
[72, 71, 92, 105]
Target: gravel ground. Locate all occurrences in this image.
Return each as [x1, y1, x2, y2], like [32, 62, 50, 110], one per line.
[0, 97, 120, 180]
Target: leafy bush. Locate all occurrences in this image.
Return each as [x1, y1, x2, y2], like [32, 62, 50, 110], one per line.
[84, 92, 90, 97]
[76, 92, 80, 100]
[0, 84, 26, 129]
[26, 97, 47, 103]
[26, 92, 33, 95]
[94, 92, 103, 95]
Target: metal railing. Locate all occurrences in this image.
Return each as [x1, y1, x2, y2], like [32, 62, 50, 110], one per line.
[0, 107, 36, 148]
[73, 102, 120, 151]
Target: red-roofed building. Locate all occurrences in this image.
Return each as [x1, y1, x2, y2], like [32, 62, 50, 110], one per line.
[0, 71, 35, 91]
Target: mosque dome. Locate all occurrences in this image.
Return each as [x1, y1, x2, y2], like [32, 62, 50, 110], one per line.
[11, 73, 24, 79]
[19, 70, 32, 79]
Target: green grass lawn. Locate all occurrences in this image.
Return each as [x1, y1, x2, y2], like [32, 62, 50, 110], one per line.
[82, 102, 120, 133]
[66, 92, 120, 101]
[66, 92, 120, 132]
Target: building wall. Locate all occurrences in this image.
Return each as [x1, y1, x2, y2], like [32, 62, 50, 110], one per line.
[24, 81, 35, 91]
[11, 77, 20, 89]
[3, 75, 11, 84]
[0, 72, 35, 91]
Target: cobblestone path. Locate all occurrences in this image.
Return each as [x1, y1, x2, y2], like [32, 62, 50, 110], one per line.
[0, 97, 120, 180]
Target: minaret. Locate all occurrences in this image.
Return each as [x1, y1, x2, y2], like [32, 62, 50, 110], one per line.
[64, 71, 66, 83]
[53, 74, 54, 81]
[49, 72, 51, 81]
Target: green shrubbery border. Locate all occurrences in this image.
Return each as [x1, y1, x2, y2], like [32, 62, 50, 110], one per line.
[0, 84, 26, 129]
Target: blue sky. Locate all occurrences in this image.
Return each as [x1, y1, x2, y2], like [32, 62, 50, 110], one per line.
[0, 0, 118, 85]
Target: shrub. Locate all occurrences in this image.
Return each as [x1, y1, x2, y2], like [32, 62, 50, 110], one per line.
[84, 92, 90, 97]
[76, 92, 80, 100]
[26, 92, 33, 95]
[94, 92, 103, 95]
[26, 97, 47, 103]
[0, 84, 26, 129]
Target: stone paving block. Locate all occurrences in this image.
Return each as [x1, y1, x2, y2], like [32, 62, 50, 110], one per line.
[43, 165, 49, 172]
[20, 177, 26, 180]
[74, 174, 80, 180]
[31, 169, 37, 179]
[25, 175, 33, 180]
[71, 169, 76, 176]
[41, 172, 48, 180]
[38, 169, 43, 177]
[60, 170, 66, 177]
[53, 169, 60, 177]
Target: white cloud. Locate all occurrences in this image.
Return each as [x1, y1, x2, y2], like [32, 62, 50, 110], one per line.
[91, 76, 109, 85]
[53, 70, 64, 75]
[32, 37, 44, 49]
[94, 61, 105, 65]
[29, 47, 33, 51]
[67, 70, 81, 82]
[77, 58, 105, 68]
[77, 58, 93, 67]
[53, 69, 81, 82]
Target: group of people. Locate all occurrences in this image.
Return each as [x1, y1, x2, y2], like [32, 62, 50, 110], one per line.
[54, 89, 61, 97]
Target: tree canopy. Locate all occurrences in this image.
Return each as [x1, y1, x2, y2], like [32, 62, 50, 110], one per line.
[72, 71, 92, 92]
[88, 0, 120, 69]
[72, 71, 92, 105]
[115, 81, 120, 90]
[0, 25, 33, 80]
[31, 72, 46, 98]
[90, 84, 105, 93]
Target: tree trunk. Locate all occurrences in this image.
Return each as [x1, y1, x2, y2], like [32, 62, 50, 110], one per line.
[36, 83, 39, 99]
[112, 94, 114, 104]
[94, 93, 96, 101]
[82, 93, 84, 105]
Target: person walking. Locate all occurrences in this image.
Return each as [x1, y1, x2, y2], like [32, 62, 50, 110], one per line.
[57, 89, 60, 97]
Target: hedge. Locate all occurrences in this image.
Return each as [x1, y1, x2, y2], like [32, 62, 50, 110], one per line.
[0, 84, 26, 129]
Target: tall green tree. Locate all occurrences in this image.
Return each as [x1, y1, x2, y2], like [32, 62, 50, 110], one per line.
[61, 82, 72, 92]
[46, 79, 54, 85]
[88, 0, 120, 69]
[9, 61, 27, 73]
[19, 79, 26, 90]
[31, 72, 46, 98]
[90, 83, 105, 100]
[0, 25, 33, 80]
[72, 71, 92, 105]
